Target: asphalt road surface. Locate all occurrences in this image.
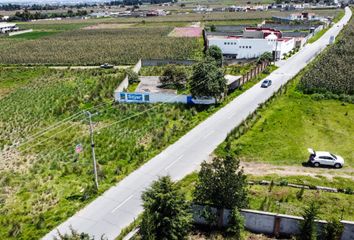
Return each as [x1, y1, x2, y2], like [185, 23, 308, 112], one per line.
[43, 7, 352, 240]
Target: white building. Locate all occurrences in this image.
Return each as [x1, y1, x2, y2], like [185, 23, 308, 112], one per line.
[207, 27, 295, 60]
[0, 22, 19, 34]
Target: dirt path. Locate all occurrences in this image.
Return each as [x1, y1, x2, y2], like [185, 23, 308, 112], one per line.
[240, 161, 354, 180]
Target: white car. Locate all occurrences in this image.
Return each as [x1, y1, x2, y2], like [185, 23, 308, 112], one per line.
[307, 148, 344, 168]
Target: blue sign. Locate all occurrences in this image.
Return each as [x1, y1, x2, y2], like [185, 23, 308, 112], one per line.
[127, 93, 143, 101]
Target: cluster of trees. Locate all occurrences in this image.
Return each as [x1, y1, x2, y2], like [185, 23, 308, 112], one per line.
[298, 16, 354, 97]
[140, 154, 248, 239]
[0, 3, 94, 11]
[158, 45, 226, 101]
[121, 0, 173, 6]
[8, 9, 88, 21]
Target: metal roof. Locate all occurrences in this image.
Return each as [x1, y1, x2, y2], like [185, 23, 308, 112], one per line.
[0, 22, 16, 28]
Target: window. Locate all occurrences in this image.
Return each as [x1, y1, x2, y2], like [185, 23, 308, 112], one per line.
[249, 46, 252, 48]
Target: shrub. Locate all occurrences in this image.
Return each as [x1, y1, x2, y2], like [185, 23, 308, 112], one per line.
[126, 69, 139, 84]
[159, 65, 188, 89]
[298, 202, 320, 240]
[227, 208, 244, 239]
[323, 218, 344, 240]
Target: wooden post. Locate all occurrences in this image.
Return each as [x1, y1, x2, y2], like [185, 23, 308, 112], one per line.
[273, 216, 281, 237]
[217, 208, 224, 227]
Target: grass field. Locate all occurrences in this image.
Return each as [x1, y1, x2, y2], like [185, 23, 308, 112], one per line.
[9, 31, 61, 40]
[178, 172, 354, 221]
[218, 79, 354, 167]
[0, 62, 276, 239]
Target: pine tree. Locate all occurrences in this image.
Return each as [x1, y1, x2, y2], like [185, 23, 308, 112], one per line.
[140, 176, 191, 240]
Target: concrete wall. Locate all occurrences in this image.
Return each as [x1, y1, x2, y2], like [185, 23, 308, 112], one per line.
[114, 59, 142, 92]
[192, 205, 354, 239]
[115, 92, 216, 105]
[8, 29, 33, 36]
[141, 59, 196, 66]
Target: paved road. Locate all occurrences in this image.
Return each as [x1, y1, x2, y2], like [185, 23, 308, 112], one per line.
[43, 7, 351, 240]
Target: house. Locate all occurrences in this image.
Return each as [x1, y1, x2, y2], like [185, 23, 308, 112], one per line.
[207, 27, 295, 60]
[0, 22, 19, 34]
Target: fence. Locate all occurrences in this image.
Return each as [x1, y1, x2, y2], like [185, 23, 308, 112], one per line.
[141, 59, 196, 66]
[192, 205, 354, 240]
[228, 61, 269, 91]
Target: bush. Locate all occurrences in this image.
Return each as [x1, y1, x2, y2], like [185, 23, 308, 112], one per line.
[227, 208, 244, 239]
[55, 227, 95, 240]
[279, 179, 288, 186]
[298, 202, 320, 240]
[323, 218, 344, 240]
[126, 69, 139, 83]
[159, 65, 188, 89]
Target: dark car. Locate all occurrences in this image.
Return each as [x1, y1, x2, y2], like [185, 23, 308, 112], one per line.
[261, 79, 272, 88]
[100, 63, 114, 69]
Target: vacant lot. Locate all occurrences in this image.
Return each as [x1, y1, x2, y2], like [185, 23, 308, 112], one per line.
[0, 60, 276, 238]
[0, 67, 201, 239]
[222, 81, 354, 167]
[0, 26, 202, 65]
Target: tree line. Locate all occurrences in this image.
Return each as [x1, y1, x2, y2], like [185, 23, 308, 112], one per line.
[7, 9, 88, 21]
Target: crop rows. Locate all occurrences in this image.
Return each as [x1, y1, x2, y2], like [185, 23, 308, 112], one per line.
[0, 67, 209, 239]
[299, 15, 354, 95]
[0, 27, 201, 65]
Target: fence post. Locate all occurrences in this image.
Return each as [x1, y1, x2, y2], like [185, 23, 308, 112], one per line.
[217, 208, 224, 227]
[273, 215, 281, 237]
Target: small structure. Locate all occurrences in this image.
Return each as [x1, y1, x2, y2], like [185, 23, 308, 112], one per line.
[207, 27, 295, 60]
[272, 12, 324, 23]
[0, 22, 19, 34]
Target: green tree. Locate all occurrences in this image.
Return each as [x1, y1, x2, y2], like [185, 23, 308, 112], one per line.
[140, 176, 191, 240]
[257, 51, 273, 64]
[194, 155, 248, 209]
[298, 202, 320, 240]
[190, 61, 226, 102]
[324, 218, 344, 240]
[206, 45, 223, 67]
[159, 65, 187, 89]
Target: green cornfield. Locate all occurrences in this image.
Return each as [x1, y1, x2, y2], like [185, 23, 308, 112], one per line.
[0, 27, 202, 65]
[298, 14, 354, 96]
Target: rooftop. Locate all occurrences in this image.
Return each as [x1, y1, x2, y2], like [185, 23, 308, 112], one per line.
[0, 22, 16, 28]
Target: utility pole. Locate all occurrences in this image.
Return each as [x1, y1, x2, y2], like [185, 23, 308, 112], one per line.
[85, 111, 99, 190]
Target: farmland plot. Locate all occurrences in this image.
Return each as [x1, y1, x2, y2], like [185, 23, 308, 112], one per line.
[298, 15, 354, 96]
[0, 27, 202, 65]
[0, 67, 217, 239]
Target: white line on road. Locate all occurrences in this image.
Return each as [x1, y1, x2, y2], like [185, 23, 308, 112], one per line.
[111, 195, 134, 213]
[164, 155, 184, 171]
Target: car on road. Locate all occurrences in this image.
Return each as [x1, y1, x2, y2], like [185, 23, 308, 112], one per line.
[307, 148, 344, 168]
[261, 79, 272, 88]
[100, 63, 114, 69]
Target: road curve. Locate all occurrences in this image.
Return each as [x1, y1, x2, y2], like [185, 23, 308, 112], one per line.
[43, 7, 352, 240]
